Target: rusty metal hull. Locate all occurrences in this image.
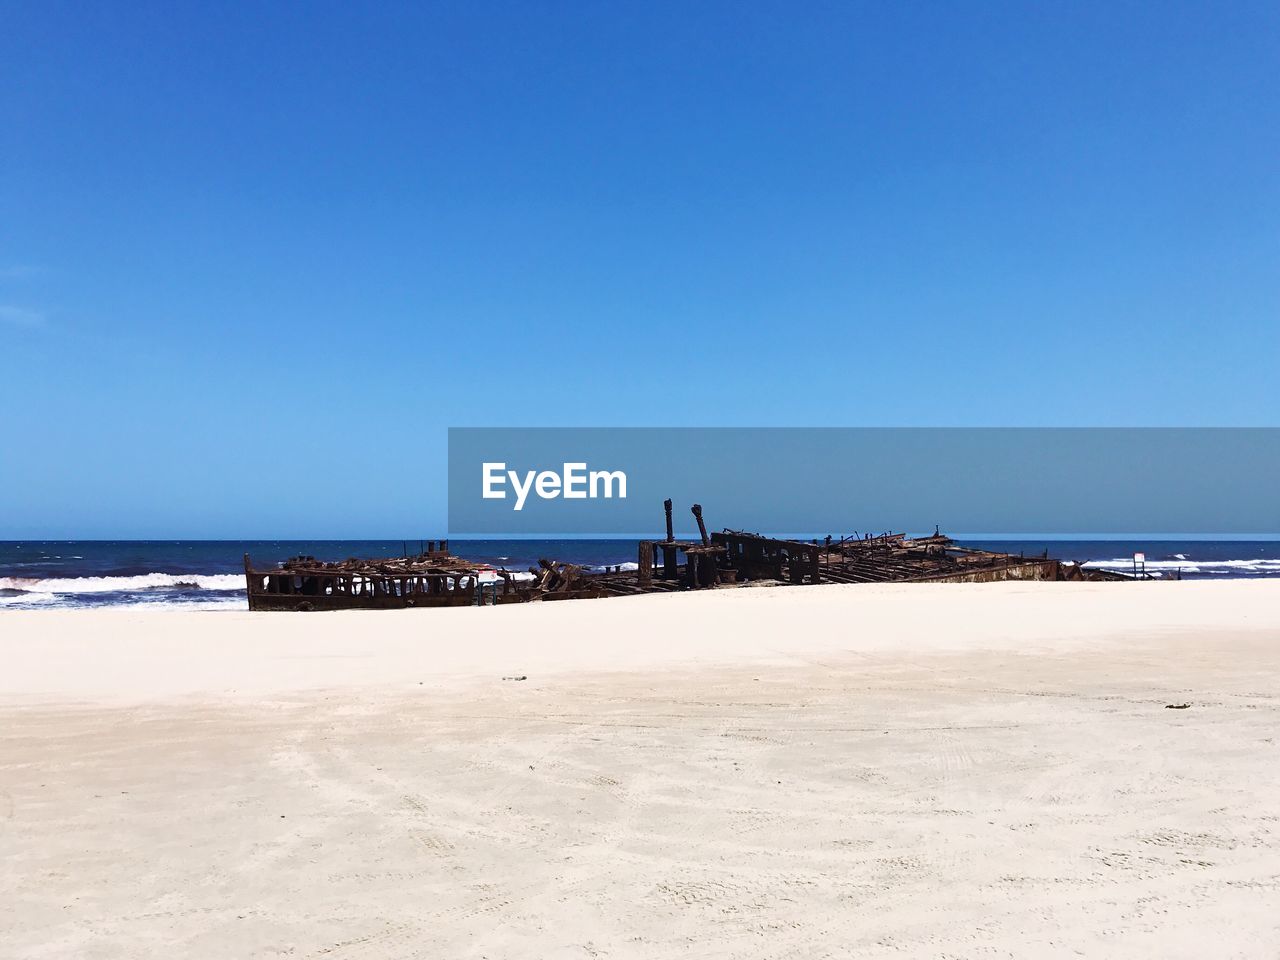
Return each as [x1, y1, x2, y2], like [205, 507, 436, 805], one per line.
[245, 592, 477, 612]
[903, 559, 1066, 583]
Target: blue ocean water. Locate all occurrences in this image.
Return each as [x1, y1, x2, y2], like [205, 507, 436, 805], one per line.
[2, 539, 1278, 610]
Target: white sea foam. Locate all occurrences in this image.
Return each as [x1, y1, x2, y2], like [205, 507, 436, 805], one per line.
[0, 588, 248, 610]
[1082, 558, 1280, 575]
[0, 590, 59, 606]
[475, 569, 539, 583]
[0, 573, 246, 594]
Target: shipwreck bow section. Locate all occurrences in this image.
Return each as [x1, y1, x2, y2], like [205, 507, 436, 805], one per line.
[243, 541, 535, 612]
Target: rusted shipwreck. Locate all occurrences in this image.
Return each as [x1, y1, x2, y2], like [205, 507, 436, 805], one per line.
[244, 502, 1121, 611]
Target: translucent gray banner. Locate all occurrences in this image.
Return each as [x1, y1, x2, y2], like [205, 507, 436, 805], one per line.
[448, 428, 1280, 536]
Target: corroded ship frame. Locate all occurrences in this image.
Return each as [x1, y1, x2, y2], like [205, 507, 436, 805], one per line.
[243, 541, 531, 612]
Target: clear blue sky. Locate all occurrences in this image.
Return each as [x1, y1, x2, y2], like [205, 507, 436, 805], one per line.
[2, 1, 1276, 537]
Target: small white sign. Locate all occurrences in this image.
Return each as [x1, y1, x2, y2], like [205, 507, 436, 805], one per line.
[1134, 552, 1146, 563]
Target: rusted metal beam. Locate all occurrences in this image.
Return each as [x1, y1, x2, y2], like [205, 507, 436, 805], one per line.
[691, 504, 709, 546]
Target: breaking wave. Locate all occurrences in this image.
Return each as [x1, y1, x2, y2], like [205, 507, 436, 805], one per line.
[1082, 558, 1280, 576]
[0, 573, 246, 595]
[0, 588, 59, 606]
[477, 569, 537, 583]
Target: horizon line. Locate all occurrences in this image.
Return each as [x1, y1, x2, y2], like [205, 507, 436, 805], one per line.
[3, 532, 1280, 543]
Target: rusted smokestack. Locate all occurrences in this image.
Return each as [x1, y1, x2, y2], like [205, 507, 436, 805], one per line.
[664, 498, 674, 542]
[691, 504, 709, 546]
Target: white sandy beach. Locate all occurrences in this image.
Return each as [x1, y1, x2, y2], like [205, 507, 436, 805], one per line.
[3, 581, 1279, 958]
